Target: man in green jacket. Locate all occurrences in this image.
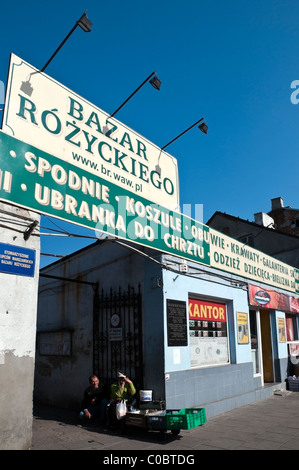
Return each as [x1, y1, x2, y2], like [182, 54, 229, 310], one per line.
[111, 371, 136, 401]
[107, 371, 136, 427]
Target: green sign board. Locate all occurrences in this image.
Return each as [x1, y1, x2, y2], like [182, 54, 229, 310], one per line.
[0, 131, 210, 265]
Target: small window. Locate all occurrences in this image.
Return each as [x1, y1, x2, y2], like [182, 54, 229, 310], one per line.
[238, 234, 254, 247]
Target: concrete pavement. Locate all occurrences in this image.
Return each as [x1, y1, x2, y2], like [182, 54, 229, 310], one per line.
[31, 390, 299, 451]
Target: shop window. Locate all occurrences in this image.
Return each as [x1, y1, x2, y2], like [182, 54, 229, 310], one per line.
[188, 298, 230, 367]
[238, 234, 254, 247]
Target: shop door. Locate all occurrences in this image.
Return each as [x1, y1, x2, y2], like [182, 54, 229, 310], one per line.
[93, 284, 143, 389]
[260, 309, 274, 383]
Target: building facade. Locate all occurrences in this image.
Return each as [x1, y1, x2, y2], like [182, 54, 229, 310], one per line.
[35, 237, 299, 418]
[207, 206, 299, 269]
[0, 202, 40, 450]
[269, 197, 299, 236]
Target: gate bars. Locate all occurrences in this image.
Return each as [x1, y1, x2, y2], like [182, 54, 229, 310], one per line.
[93, 284, 143, 389]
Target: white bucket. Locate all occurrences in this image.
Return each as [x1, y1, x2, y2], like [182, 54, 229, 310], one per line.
[140, 390, 152, 402]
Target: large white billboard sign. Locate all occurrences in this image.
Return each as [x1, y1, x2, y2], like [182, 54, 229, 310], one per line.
[2, 54, 179, 210]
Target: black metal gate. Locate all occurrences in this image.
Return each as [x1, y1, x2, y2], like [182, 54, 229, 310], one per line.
[93, 284, 143, 389]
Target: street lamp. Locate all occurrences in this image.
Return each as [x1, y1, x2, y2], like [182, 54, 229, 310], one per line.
[108, 71, 161, 119]
[20, 11, 92, 96]
[161, 117, 208, 151]
[41, 11, 92, 72]
[155, 117, 208, 175]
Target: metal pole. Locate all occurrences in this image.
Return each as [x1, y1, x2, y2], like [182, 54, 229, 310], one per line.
[108, 72, 156, 119]
[41, 23, 79, 72]
[161, 117, 204, 150]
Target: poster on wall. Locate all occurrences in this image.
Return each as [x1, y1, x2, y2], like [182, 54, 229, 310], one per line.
[289, 342, 299, 357]
[290, 296, 299, 313]
[248, 284, 290, 310]
[188, 298, 229, 367]
[167, 299, 188, 347]
[237, 312, 249, 344]
[278, 317, 286, 342]
[0, 242, 35, 277]
[109, 312, 122, 341]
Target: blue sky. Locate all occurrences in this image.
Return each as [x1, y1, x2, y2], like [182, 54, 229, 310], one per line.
[0, 0, 298, 267]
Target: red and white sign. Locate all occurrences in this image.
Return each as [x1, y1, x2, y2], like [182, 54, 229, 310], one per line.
[189, 299, 226, 322]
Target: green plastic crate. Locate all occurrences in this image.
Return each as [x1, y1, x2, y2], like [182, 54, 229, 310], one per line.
[165, 408, 206, 430]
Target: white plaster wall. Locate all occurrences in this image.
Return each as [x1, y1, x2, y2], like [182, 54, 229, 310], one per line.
[0, 202, 40, 449]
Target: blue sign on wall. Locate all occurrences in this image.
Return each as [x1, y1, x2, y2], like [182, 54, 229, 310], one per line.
[0, 242, 35, 277]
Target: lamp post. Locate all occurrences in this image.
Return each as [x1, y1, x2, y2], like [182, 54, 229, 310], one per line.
[19, 11, 92, 97]
[161, 117, 208, 151]
[108, 71, 161, 119]
[155, 117, 208, 175]
[41, 11, 92, 73]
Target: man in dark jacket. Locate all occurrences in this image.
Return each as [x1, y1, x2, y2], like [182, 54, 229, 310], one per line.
[79, 375, 108, 422]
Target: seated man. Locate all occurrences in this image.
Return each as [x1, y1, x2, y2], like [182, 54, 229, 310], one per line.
[79, 375, 109, 422]
[107, 371, 136, 426]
